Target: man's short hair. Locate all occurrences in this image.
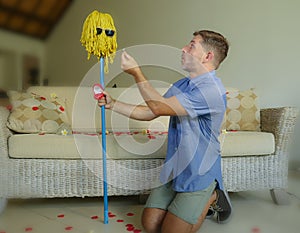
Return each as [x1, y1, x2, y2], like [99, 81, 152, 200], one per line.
[193, 30, 229, 69]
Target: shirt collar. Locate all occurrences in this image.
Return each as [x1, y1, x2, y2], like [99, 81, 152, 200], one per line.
[189, 70, 216, 84]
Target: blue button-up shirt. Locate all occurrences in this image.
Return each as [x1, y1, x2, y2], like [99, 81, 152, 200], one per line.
[160, 71, 226, 192]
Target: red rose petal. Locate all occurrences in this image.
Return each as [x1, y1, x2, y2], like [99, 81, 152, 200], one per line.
[32, 106, 39, 111]
[116, 219, 124, 222]
[91, 215, 99, 220]
[25, 227, 33, 232]
[133, 230, 142, 233]
[65, 226, 73, 231]
[108, 214, 116, 218]
[126, 226, 135, 231]
[41, 97, 46, 100]
[59, 106, 65, 112]
[126, 213, 135, 216]
[252, 227, 261, 233]
[57, 214, 65, 218]
[6, 105, 12, 111]
[126, 224, 134, 227]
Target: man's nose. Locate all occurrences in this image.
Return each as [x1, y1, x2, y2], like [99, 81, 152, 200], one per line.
[182, 46, 188, 53]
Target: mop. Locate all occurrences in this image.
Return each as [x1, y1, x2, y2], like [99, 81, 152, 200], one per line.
[80, 10, 117, 224]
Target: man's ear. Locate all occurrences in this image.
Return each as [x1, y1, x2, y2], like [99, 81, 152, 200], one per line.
[205, 51, 214, 62]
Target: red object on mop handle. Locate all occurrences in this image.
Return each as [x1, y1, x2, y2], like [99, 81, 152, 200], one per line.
[93, 83, 105, 100]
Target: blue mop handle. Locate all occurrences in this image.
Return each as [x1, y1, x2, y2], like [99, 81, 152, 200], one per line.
[100, 57, 108, 224]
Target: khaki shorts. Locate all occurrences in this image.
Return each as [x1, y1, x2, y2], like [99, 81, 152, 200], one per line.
[145, 181, 216, 224]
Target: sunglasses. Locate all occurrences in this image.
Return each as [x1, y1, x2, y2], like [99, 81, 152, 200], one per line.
[96, 28, 115, 37]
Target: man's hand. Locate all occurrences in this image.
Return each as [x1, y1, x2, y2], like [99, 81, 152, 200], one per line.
[98, 91, 115, 109]
[121, 51, 141, 76]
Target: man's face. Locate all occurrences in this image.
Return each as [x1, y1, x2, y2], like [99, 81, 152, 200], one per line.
[181, 35, 207, 73]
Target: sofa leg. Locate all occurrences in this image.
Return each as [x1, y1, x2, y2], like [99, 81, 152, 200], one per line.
[270, 189, 290, 205]
[0, 198, 7, 214]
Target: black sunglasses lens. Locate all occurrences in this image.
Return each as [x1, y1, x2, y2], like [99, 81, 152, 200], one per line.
[96, 28, 102, 35]
[96, 28, 115, 37]
[105, 30, 115, 37]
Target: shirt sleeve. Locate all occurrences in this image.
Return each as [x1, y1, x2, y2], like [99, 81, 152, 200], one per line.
[175, 84, 223, 118]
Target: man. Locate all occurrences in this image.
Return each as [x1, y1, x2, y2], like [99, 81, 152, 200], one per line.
[98, 30, 231, 233]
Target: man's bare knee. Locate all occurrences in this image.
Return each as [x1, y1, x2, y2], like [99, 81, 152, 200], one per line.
[142, 207, 167, 233]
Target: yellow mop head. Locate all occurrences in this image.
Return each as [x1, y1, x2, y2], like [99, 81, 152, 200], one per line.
[80, 10, 117, 72]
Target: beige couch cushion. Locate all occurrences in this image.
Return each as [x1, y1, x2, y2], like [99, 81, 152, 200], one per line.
[9, 131, 274, 159]
[220, 131, 275, 157]
[8, 131, 168, 159]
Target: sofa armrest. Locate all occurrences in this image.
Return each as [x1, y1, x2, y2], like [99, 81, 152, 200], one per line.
[0, 107, 11, 160]
[260, 107, 299, 155]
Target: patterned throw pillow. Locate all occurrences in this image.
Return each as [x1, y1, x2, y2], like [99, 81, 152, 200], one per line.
[225, 88, 260, 131]
[6, 91, 70, 133]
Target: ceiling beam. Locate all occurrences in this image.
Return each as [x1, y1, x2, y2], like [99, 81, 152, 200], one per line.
[0, 2, 53, 26]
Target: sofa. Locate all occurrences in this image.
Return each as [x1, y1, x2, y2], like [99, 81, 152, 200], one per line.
[0, 86, 298, 213]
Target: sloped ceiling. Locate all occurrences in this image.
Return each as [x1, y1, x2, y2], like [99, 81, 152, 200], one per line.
[0, 0, 73, 40]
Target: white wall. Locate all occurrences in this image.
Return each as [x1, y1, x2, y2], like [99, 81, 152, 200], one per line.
[45, 0, 300, 106]
[0, 50, 15, 89]
[0, 30, 45, 90]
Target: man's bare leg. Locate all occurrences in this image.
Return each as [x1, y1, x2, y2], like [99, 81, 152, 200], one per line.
[142, 191, 217, 233]
[142, 207, 167, 233]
